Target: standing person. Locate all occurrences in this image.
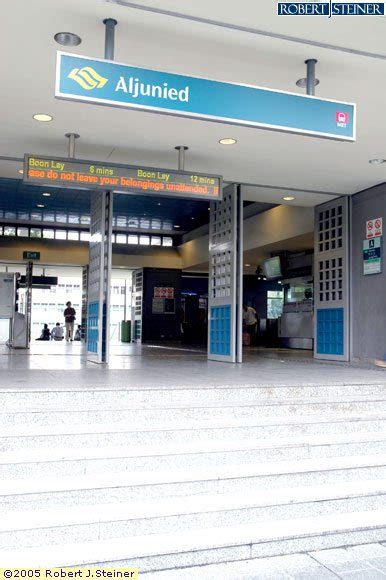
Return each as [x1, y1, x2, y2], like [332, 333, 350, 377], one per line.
[64, 301, 76, 342]
[242, 303, 258, 346]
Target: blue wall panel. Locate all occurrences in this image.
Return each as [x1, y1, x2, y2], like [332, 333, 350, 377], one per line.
[87, 301, 99, 354]
[317, 308, 344, 355]
[210, 305, 231, 356]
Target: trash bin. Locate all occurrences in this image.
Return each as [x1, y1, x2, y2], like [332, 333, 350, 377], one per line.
[120, 320, 131, 343]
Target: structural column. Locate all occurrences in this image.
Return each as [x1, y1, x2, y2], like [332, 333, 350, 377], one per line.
[314, 197, 350, 361]
[87, 191, 113, 363]
[208, 184, 243, 363]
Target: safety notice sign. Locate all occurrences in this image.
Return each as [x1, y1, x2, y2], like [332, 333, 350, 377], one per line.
[366, 217, 383, 239]
[363, 237, 382, 275]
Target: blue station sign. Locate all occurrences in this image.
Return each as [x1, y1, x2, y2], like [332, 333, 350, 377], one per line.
[55, 52, 356, 141]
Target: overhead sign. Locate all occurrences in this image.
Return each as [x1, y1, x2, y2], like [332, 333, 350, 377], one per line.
[55, 52, 356, 141]
[363, 237, 382, 275]
[23, 155, 222, 201]
[366, 217, 383, 239]
[23, 251, 40, 261]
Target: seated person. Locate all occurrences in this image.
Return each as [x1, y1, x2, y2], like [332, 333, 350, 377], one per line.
[74, 325, 82, 341]
[51, 322, 64, 341]
[36, 324, 51, 341]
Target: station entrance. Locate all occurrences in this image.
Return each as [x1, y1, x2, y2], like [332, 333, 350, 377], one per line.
[0, 181, 321, 367]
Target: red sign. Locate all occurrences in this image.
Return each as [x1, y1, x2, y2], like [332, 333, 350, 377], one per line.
[366, 217, 383, 239]
[154, 287, 174, 298]
[336, 111, 349, 126]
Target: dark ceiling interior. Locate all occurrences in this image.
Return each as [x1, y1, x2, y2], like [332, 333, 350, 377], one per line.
[0, 178, 212, 235]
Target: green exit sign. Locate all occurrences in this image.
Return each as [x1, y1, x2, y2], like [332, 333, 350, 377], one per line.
[23, 251, 40, 260]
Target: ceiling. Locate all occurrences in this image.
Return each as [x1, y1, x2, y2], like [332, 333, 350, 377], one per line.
[0, 178, 213, 234]
[0, 0, 385, 214]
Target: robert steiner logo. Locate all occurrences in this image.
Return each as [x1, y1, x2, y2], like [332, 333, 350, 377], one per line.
[278, 0, 384, 16]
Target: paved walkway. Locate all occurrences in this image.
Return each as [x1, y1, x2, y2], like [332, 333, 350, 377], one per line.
[143, 543, 386, 579]
[0, 343, 384, 387]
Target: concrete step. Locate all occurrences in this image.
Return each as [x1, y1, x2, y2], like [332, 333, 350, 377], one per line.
[2, 454, 386, 514]
[3, 398, 386, 428]
[1, 431, 386, 479]
[2, 508, 386, 570]
[2, 383, 386, 411]
[1, 479, 386, 549]
[2, 413, 386, 452]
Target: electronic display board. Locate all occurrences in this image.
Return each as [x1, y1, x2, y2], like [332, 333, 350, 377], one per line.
[23, 154, 222, 201]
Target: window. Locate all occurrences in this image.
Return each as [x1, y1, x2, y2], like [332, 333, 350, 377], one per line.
[162, 237, 173, 247]
[55, 230, 67, 240]
[30, 212, 42, 221]
[30, 228, 42, 238]
[68, 215, 79, 224]
[17, 227, 29, 237]
[43, 229, 54, 239]
[0, 226, 2, 235]
[80, 231, 91, 242]
[56, 213, 67, 223]
[267, 290, 284, 319]
[44, 213, 55, 222]
[4, 226, 16, 236]
[115, 233, 127, 244]
[127, 235, 138, 245]
[68, 231, 79, 241]
[80, 215, 90, 225]
[151, 236, 161, 246]
[139, 235, 150, 246]
[116, 216, 127, 227]
[140, 218, 150, 229]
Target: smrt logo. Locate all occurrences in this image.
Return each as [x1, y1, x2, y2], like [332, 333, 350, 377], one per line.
[68, 67, 108, 90]
[336, 111, 349, 128]
[277, 1, 385, 17]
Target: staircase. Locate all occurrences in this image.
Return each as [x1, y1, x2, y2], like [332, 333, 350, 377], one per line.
[1, 381, 386, 573]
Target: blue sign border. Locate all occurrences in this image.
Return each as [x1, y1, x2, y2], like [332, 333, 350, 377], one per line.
[55, 52, 356, 142]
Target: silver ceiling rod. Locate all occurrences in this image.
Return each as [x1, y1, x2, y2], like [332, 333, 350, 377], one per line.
[103, 18, 118, 60]
[65, 133, 80, 158]
[106, 0, 386, 62]
[175, 146, 189, 171]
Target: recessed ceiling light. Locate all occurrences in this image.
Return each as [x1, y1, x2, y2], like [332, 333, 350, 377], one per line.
[174, 225, 181, 228]
[296, 77, 320, 88]
[18, 169, 23, 175]
[219, 138, 237, 145]
[191, 217, 195, 220]
[157, 202, 161, 206]
[54, 32, 82, 46]
[245, 263, 251, 267]
[36, 204, 45, 209]
[369, 158, 386, 165]
[42, 192, 51, 197]
[33, 113, 53, 122]
[283, 196, 295, 201]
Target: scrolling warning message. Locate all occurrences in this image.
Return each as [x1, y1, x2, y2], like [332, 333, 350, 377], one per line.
[23, 155, 222, 201]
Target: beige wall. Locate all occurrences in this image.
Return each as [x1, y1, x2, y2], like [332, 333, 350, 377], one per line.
[0, 205, 313, 271]
[178, 205, 314, 270]
[0, 238, 182, 269]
